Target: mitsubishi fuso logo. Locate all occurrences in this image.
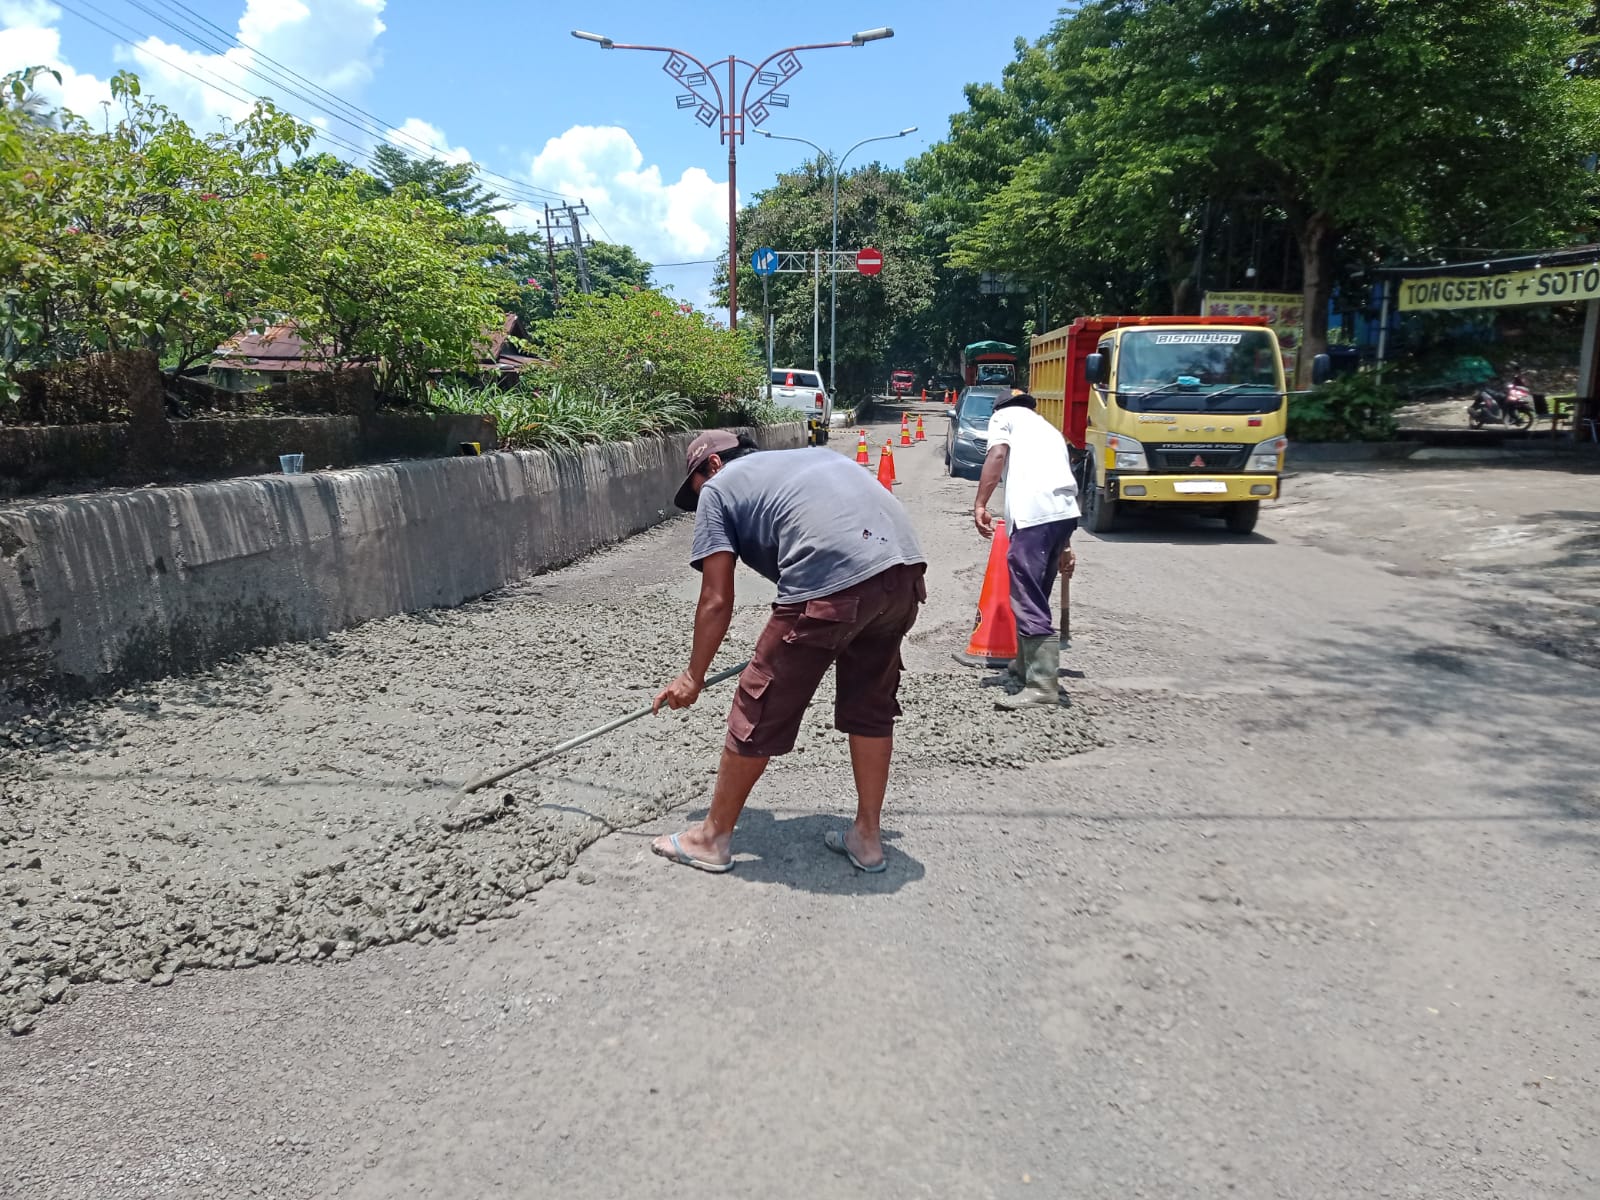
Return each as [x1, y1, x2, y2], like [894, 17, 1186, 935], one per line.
[1190, 454, 1206, 467]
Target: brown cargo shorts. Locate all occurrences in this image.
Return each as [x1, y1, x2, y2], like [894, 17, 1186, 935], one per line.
[726, 563, 927, 758]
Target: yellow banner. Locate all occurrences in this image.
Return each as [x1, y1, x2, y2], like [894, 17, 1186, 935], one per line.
[1202, 290, 1302, 374]
[1397, 264, 1600, 311]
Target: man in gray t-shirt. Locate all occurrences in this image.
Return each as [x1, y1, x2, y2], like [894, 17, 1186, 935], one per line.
[651, 431, 926, 876]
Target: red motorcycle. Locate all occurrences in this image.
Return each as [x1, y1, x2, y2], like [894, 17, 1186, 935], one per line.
[1467, 371, 1535, 430]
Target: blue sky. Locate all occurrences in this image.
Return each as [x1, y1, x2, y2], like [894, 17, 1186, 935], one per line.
[1, 0, 1067, 305]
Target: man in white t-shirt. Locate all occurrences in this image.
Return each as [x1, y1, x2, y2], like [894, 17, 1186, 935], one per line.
[973, 390, 1081, 709]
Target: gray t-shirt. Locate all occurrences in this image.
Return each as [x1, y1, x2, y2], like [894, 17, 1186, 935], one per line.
[690, 448, 925, 603]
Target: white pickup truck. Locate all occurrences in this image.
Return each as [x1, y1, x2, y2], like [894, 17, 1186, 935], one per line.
[767, 367, 832, 444]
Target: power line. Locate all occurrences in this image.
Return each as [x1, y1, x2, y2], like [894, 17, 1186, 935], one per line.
[140, 0, 569, 210]
[653, 259, 722, 268]
[55, 0, 577, 218]
[116, 0, 570, 206]
[136, 0, 575, 207]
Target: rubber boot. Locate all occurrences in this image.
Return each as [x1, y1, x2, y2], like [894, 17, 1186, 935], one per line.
[1007, 646, 1025, 683]
[995, 635, 1060, 710]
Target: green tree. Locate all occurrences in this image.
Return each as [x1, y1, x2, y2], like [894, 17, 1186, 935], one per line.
[259, 175, 512, 400]
[717, 157, 934, 399]
[937, 9, 1179, 315]
[496, 234, 654, 324]
[364, 144, 507, 219]
[2, 67, 313, 392]
[947, 0, 1600, 384]
[1, 68, 529, 405]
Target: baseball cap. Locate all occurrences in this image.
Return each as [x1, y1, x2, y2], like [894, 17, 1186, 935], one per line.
[674, 429, 742, 512]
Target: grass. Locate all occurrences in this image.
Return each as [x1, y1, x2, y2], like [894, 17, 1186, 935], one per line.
[430, 379, 699, 452]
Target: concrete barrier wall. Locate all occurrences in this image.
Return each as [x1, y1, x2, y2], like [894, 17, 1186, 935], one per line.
[0, 424, 805, 696]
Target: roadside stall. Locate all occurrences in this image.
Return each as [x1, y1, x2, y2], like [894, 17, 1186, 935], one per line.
[1375, 247, 1600, 442]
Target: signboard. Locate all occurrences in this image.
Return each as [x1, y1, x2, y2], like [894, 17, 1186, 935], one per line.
[856, 247, 883, 276]
[1397, 263, 1600, 312]
[979, 271, 1026, 295]
[1202, 290, 1303, 376]
[751, 247, 778, 276]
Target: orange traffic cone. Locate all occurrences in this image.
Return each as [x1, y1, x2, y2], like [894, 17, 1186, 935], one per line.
[914, 414, 926, 442]
[855, 429, 870, 466]
[876, 441, 896, 491]
[900, 413, 913, 447]
[921, 388, 927, 402]
[954, 519, 1018, 667]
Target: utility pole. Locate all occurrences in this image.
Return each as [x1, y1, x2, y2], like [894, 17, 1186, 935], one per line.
[762, 273, 772, 378]
[542, 203, 561, 306]
[567, 201, 594, 295]
[812, 249, 821, 374]
[544, 201, 596, 295]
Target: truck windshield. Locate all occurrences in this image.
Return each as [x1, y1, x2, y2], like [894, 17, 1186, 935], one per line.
[1114, 329, 1283, 413]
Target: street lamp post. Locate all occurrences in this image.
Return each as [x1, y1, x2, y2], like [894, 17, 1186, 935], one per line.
[572, 26, 893, 331]
[759, 126, 915, 394]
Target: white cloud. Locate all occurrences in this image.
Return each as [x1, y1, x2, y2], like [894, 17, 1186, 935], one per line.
[0, 1, 113, 118]
[119, 0, 387, 131]
[1, 0, 387, 133]
[520, 125, 731, 305]
[387, 117, 471, 165]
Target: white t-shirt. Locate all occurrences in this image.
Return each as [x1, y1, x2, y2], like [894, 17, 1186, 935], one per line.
[987, 404, 1081, 530]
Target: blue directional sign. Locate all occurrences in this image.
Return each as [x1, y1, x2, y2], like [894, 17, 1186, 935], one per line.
[751, 247, 778, 276]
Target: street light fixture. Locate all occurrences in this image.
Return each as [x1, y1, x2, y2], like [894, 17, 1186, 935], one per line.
[760, 126, 917, 392]
[570, 27, 894, 330]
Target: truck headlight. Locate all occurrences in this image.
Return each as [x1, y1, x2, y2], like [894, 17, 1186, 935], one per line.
[1247, 436, 1287, 472]
[1106, 433, 1147, 472]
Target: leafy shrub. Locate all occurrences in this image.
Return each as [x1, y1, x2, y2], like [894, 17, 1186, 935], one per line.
[704, 392, 795, 429]
[530, 288, 763, 405]
[1288, 373, 1401, 442]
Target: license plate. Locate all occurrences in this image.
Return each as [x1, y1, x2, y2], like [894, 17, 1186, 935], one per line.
[1174, 480, 1227, 494]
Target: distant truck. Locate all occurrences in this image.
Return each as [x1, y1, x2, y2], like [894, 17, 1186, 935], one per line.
[1029, 316, 1328, 535]
[961, 341, 1019, 388]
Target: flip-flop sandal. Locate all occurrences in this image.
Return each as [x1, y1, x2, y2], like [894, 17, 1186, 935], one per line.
[653, 832, 734, 874]
[823, 829, 887, 874]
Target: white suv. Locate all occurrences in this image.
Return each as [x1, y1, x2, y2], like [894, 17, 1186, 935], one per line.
[767, 367, 832, 444]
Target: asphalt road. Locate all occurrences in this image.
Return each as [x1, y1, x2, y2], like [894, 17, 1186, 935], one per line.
[2, 427, 1597, 1199]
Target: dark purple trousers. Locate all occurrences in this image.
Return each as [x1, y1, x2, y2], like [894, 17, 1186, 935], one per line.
[1007, 518, 1077, 637]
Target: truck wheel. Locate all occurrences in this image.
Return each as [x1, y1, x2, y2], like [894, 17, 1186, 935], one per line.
[1224, 501, 1260, 535]
[815, 427, 830, 445]
[1083, 466, 1119, 534]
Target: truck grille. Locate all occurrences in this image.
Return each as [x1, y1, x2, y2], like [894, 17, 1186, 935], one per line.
[1149, 443, 1249, 472]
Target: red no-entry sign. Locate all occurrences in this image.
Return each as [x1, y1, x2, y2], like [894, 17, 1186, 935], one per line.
[856, 247, 883, 276]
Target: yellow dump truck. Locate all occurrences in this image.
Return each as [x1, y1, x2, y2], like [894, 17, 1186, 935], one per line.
[1029, 315, 1329, 535]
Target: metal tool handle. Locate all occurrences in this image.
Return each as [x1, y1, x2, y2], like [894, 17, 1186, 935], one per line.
[459, 660, 750, 795]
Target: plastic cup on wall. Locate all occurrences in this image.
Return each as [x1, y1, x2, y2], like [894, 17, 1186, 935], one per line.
[279, 454, 305, 474]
